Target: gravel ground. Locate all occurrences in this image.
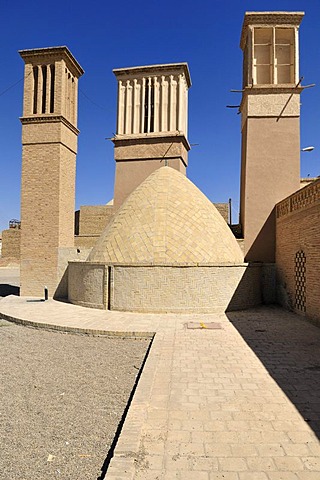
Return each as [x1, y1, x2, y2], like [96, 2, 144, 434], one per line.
[0, 320, 150, 480]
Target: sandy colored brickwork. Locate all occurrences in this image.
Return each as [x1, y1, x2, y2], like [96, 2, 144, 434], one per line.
[68, 262, 275, 313]
[1, 229, 21, 259]
[19, 47, 83, 297]
[78, 205, 114, 235]
[276, 178, 320, 325]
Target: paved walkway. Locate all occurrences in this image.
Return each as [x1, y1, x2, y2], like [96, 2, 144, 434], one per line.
[0, 294, 319, 479]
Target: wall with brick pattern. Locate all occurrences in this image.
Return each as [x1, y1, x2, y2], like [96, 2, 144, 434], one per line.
[111, 264, 262, 313]
[1, 229, 21, 259]
[78, 205, 114, 235]
[68, 262, 270, 313]
[68, 262, 107, 309]
[19, 47, 83, 297]
[276, 179, 320, 325]
[20, 140, 77, 296]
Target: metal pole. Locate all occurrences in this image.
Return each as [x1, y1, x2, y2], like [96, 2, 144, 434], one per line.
[228, 198, 232, 225]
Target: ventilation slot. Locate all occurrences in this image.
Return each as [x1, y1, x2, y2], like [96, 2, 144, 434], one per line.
[33, 66, 38, 114]
[50, 64, 55, 113]
[144, 78, 154, 133]
[41, 65, 47, 114]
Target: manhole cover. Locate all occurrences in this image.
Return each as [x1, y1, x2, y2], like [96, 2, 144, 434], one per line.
[187, 322, 223, 330]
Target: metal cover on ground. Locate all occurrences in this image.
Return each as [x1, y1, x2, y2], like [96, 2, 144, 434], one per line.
[187, 322, 223, 330]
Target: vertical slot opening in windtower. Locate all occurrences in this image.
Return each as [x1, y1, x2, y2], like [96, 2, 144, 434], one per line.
[33, 66, 38, 114]
[144, 78, 155, 133]
[41, 65, 47, 113]
[50, 64, 55, 113]
[144, 79, 149, 133]
[150, 78, 155, 132]
[67, 72, 71, 119]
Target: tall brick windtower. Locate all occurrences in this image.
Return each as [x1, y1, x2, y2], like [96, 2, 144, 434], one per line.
[239, 12, 304, 262]
[19, 47, 84, 296]
[112, 63, 191, 209]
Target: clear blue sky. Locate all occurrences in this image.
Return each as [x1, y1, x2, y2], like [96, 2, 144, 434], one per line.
[1, 0, 320, 233]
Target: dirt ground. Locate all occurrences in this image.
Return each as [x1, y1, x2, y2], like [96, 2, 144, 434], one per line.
[0, 320, 150, 480]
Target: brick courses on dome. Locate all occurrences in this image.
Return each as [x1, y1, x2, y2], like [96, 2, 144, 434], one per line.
[88, 166, 244, 265]
[68, 167, 265, 313]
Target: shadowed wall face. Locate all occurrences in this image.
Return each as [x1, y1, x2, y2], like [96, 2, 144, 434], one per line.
[241, 116, 300, 262]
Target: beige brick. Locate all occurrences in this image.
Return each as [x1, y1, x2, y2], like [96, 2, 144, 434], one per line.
[239, 474, 268, 480]
[297, 473, 320, 480]
[301, 456, 320, 471]
[274, 457, 304, 471]
[218, 457, 248, 471]
[267, 474, 299, 480]
[1, 229, 21, 260]
[19, 47, 83, 297]
[276, 179, 320, 326]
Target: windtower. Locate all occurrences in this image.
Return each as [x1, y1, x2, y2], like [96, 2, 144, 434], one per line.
[112, 63, 191, 209]
[239, 12, 304, 262]
[19, 46, 84, 296]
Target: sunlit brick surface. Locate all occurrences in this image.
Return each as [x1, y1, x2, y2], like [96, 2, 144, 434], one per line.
[89, 167, 244, 264]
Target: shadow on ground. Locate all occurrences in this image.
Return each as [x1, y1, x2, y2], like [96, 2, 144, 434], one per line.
[227, 306, 320, 440]
[0, 284, 20, 297]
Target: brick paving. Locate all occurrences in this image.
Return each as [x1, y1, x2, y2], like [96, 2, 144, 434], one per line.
[0, 293, 319, 479]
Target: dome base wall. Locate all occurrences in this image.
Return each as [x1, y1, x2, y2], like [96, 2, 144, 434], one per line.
[68, 262, 275, 313]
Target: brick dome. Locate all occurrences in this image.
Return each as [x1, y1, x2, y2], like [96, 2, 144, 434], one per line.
[88, 166, 244, 264]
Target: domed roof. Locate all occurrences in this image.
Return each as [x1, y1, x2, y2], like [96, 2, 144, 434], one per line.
[88, 167, 244, 264]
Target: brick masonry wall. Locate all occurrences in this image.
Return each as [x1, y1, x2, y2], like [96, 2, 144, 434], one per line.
[112, 264, 262, 313]
[55, 247, 91, 299]
[75, 201, 228, 237]
[78, 205, 114, 235]
[20, 142, 61, 296]
[68, 262, 266, 313]
[213, 203, 229, 223]
[74, 235, 99, 249]
[276, 179, 320, 325]
[68, 262, 107, 309]
[20, 141, 77, 296]
[19, 48, 82, 297]
[1, 229, 95, 263]
[1, 201, 227, 263]
[1, 229, 21, 259]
